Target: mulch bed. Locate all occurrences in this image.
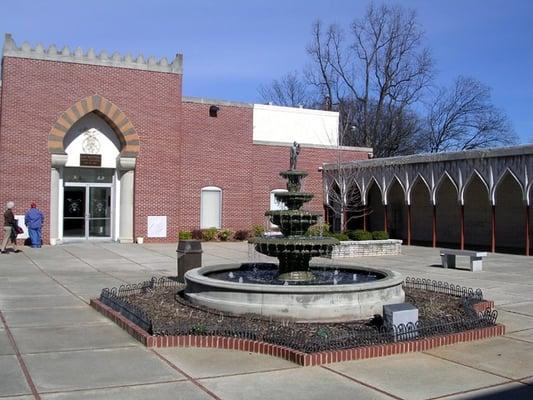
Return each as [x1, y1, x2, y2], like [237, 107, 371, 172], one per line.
[124, 285, 469, 343]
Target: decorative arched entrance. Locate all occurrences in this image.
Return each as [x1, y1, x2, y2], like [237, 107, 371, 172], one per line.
[48, 95, 139, 244]
[436, 174, 460, 248]
[410, 176, 432, 246]
[387, 178, 407, 239]
[366, 180, 384, 232]
[495, 171, 525, 253]
[463, 173, 491, 250]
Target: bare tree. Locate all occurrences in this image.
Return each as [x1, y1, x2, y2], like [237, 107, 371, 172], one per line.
[323, 163, 367, 232]
[259, 2, 516, 156]
[424, 76, 517, 153]
[305, 3, 433, 156]
[258, 71, 312, 107]
[320, 123, 370, 232]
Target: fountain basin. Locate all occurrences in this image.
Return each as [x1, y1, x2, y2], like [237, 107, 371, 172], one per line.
[184, 264, 405, 322]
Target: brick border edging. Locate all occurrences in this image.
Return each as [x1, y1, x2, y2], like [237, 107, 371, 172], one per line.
[90, 298, 505, 366]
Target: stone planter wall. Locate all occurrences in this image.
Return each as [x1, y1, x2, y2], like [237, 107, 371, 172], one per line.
[331, 239, 402, 258]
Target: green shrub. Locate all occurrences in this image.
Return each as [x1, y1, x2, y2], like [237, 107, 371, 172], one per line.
[316, 326, 331, 339]
[306, 223, 331, 237]
[252, 224, 265, 237]
[217, 228, 233, 241]
[234, 229, 250, 241]
[191, 229, 203, 240]
[348, 229, 373, 241]
[372, 230, 389, 240]
[191, 324, 207, 335]
[201, 227, 218, 241]
[178, 231, 192, 240]
[332, 232, 349, 241]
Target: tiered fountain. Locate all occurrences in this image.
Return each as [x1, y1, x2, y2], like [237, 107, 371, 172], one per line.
[184, 142, 404, 322]
[251, 143, 340, 282]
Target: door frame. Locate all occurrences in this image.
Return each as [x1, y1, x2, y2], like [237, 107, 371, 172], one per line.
[62, 182, 114, 240]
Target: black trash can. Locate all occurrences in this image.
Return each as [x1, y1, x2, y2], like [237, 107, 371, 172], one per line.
[177, 240, 202, 283]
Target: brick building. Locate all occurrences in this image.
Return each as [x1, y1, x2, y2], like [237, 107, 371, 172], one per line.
[0, 34, 370, 244]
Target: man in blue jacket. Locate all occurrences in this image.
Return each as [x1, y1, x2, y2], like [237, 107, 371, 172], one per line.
[25, 202, 44, 248]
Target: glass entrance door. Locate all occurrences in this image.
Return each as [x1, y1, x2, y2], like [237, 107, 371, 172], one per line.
[63, 185, 112, 239]
[88, 187, 111, 237]
[63, 187, 86, 237]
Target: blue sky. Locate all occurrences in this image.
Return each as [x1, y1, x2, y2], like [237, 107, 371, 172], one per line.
[1, 0, 532, 142]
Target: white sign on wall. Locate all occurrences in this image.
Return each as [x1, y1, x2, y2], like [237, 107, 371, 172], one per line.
[14, 214, 29, 240]
[147, 216, 167, 238]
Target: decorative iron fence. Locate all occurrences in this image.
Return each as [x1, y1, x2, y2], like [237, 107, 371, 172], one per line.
[99, 276, 498, 353]
[404, 277, 484, 300]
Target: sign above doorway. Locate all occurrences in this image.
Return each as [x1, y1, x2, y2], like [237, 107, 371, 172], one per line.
[80, 154, 102, 167]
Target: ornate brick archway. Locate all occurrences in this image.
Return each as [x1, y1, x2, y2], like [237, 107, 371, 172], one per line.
[48, 95, 139, 158]
[48, 95, 138, 245]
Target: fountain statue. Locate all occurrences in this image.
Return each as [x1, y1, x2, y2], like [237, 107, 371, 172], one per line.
[184, 142, 404, 322]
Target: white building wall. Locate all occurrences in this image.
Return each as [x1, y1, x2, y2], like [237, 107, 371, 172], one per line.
[253, 104, 339, 146]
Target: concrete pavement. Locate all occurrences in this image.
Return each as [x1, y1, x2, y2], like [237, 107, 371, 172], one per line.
[0, 242, 532, 399]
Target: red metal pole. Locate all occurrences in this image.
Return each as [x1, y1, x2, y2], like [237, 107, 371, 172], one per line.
[526, 204, 530, 256]
[491, 205, 496, 253]
[460, 204, 465, 250]
[432, 205, 437, 248]
[407, 204, 412, 246]
[384, 204, 388, 233]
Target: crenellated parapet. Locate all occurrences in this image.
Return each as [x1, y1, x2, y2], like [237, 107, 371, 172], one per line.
[2, 33, 183, 74]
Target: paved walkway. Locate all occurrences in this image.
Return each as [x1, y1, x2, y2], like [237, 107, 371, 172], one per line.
[0, 242, 532, 399]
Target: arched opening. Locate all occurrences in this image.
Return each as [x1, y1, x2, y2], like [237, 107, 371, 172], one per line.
[201, 186, 222, 229]
[367, 180, 384, 232]
[464, 173, 490, 250]
[495, 172, 525, 253]
[61, 113, 121, 239]
[64, 112, 122, 166]
[411, 177, 432, 245]
[387, 178, 407, 239]
[326, 182, 341, 232]
[436, 174, 460, 248]
[346, 183, 365, 231]
[326, 180, 364, 232]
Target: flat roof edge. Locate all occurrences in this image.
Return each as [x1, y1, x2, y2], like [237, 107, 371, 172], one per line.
[182, 96, 253, 108]
[324, 144, 533, 169]
[253, 140, 372, 152]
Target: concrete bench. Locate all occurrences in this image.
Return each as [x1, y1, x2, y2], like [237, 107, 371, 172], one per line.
[440, 249, 488, 272]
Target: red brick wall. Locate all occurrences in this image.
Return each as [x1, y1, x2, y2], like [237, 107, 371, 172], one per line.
[250, 144, 368, 227]
[180, 102, 254, 232]
[0, 56, 182, 243]
[0, 55, 368, 243]
[180, 101, 369, 233]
